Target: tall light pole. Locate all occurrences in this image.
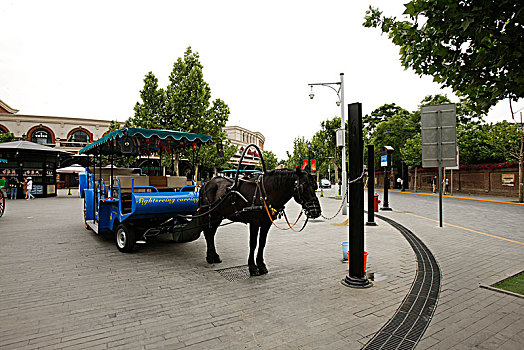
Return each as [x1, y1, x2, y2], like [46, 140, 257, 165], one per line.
[308, 73, 347, 215]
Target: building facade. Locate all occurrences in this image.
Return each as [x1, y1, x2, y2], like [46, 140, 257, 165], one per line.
[1, 100, 266, 170]
[224, 125, 265, 169]
[0, 99, 114, 154]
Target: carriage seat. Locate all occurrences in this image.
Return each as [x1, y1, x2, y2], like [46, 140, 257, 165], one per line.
[116, 176, 149, 213]
[167, 176, 188, 190]
[116, 176, 149, 193]
[149, 176, 167, 189]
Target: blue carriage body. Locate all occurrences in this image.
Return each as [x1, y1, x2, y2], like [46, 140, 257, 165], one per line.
[80, 128, 215, 250]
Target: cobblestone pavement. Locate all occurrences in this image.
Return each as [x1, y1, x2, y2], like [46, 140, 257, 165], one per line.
[0, 188, 522, 349]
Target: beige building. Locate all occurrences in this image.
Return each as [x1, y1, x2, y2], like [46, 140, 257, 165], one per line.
[1, 100, 265, 168]
[224, 125, 265, 168]
[0, 99, 114, 154]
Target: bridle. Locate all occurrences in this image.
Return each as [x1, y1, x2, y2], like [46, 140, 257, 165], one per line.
[292, 175, 321, 219]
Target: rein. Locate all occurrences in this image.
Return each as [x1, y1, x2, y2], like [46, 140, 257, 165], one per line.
[256, 181, 310, 233]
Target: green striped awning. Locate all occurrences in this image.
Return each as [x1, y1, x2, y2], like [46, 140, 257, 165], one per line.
[0, 158, 7, 164]
[79, 128, 215, 155]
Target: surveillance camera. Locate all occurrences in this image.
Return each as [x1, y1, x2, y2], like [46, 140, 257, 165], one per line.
[309, 93, 314, 99]
[336, 101, 341, 106]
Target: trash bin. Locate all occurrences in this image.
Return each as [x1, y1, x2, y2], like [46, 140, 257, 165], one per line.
[374, 193, 381, 212]
[348, 251, 368, 275]
[341, 241, 349, 261]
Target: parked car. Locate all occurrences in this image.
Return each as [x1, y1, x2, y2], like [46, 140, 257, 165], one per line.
[319, 179, 331, 188]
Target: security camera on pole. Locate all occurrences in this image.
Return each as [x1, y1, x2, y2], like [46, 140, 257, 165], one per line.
[308, 73, 347, 215]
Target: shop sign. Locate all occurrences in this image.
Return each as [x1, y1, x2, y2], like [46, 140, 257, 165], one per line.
[23, 169, 42, 177]
[0, 168, 18, 176]
[501, 173, 515, 186]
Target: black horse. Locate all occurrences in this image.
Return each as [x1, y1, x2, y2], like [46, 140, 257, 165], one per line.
[198, 167, 321, 276]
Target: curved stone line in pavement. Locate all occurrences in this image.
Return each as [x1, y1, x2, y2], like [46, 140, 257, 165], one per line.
[363, 213, 441, 350]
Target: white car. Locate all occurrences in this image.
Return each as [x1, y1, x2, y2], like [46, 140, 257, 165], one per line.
[319, 179, 331, 188]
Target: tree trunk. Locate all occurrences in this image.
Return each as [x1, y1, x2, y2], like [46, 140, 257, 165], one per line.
[173, 154, 179, 176]
[194, 164, 199, 183]
[414, 167, 418, 192]
[519, 125, 523, 202]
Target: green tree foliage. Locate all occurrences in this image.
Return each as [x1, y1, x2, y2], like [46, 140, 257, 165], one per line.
[129, 72, 165, 129]
[0, 132, 15, 143]
[127, 47, 230, 177]
[198, 140, 238, 176]
[261, 150, 278, 170]
[312, 117, 342, 180]
[363, 103, 408, 135]
[366, 104, 419, 171]
[401, 133, 422, 168]
[363, 1, 524, 114]
[485, 121, 522, 162]
[285, 137, 310, 169]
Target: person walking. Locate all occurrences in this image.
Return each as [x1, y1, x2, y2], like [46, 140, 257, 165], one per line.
[9, 177, 18, 199]
[0, 177, 7, 198]
[432, 176, 437, 193]
[22, 178, 28, 199]
[26, 177, 35, 200]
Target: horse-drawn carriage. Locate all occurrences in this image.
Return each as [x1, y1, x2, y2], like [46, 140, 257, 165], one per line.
[80, 127, 217, 252]
[80, 127, 321, 276]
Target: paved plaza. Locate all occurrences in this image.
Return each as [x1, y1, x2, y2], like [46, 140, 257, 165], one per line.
[0, 187, 522, 349]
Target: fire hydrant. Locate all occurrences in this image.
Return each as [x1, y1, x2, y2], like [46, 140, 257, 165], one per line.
[374, 193, 381, 212]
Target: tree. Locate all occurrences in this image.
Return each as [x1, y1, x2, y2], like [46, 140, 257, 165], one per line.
[364, 1, 524, 114]
[0, 132, 15, 143]
[127, 47, 230, 178]
[261, 150, 278, 170]
[129, 72, 165, 129]
[364, 103, 409, 135]
[312, 117, 342, 181]
[485, 120, 523, 202]
[285, 137, 310, 170]
[198, 140, 237, 178]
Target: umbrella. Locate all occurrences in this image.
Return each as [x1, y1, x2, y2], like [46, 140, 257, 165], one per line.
[56, 164, 85, 174]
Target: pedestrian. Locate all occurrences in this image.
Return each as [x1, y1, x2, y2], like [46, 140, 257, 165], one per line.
[0, 176, 7, 198]
[22, 178, 28, 199]
[444, 177, 449, 195]
[26, 177, 35, 200]
[9, 177, 18, 199]
[432, 176, 437, 193]
[396, 177, 402, 189]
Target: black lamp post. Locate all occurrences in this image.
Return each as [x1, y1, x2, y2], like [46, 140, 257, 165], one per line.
[386, 125, 406, 191]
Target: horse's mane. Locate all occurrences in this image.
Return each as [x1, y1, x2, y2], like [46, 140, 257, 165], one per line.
[263, 168, 299, 191]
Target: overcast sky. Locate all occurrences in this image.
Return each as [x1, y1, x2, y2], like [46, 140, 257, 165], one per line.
[1, 0, 521, 159]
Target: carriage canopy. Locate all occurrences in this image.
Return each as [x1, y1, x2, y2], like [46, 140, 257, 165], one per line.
[79, 128, 215, 156]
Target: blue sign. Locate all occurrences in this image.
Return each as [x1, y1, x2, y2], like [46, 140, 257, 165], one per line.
[380, 155, 388, 167]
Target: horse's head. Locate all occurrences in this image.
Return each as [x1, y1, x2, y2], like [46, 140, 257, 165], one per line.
[293, 167, 321, 218]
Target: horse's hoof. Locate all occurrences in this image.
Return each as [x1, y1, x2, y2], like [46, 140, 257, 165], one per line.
[206, 254, 222, 264]
[257, 263, 268, 275]
[249, 265, 260, 276]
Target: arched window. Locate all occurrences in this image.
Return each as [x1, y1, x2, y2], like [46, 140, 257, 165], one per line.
[68, 130, 90, 143]
[31, 129, 52, 144]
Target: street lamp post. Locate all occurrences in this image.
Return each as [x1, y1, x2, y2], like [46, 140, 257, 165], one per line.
[309, 73, 347, 215]
[386, 124, 406, 191]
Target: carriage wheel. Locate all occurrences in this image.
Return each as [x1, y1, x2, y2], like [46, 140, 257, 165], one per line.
[83, 198, 89, 229]
[0, 191, 5, 218]
[115, 223, 136, 253]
